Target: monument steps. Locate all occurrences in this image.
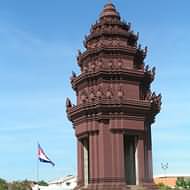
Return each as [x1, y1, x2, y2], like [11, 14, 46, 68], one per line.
[127, 184, 158, 190]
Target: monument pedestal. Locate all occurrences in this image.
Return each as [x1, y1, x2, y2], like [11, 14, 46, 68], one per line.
[75, 183, 158, 190]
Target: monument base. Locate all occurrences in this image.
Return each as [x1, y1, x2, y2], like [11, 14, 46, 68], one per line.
[75, 182, 158, 190]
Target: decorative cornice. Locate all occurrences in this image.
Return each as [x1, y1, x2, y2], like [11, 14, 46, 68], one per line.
[77, 47, 137, 64]
[84, 30, 137, 47]
[71, 69, 153, 90]
[67, 98, 154, 121]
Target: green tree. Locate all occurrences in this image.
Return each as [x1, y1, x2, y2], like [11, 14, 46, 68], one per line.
[176, 177, 189, 189]
[37, 180, 48, 186]
[176, 177, 182, 187]
[186, 180, 190, 189]
[0, 178, 8, 190]
[11, 180, 32, 190]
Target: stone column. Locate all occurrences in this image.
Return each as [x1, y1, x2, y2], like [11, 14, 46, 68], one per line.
[89, 129, 99, 183]
[144, 124, 153, 183]
[136, 135, 145, 184]
[147, 127, 153, 182]
[77, 141, 84, 187]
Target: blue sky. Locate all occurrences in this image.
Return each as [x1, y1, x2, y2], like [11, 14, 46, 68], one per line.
[0, 0, 190, 182]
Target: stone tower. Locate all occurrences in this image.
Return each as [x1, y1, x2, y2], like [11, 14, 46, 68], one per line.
[66, 3, 161, 190]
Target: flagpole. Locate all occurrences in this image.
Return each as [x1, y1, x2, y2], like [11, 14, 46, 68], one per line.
[36, 142, 55, 190]
[37, 142, 39, 190]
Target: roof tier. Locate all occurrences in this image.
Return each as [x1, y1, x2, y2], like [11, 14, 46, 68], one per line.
[78, 3, 146, 67]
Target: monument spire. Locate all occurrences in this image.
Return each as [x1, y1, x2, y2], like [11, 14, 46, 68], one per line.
[100, 1, 120, 19]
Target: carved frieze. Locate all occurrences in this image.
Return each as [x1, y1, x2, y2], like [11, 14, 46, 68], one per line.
[89, 90, 96, 102]
[96, 87, 103, 99]
[87, 37, 128, 50]
[77, 83, 126, 104]
[80, 91, 88, 104]
[106, 87, 113, 99]
[80, 57, 135, 73]
[117, 85, 124, 99]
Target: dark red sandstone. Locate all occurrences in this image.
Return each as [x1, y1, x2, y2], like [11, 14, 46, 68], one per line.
[66, 3, 161, 190]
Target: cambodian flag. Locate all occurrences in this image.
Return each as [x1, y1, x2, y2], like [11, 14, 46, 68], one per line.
[38, 144, 55, 167]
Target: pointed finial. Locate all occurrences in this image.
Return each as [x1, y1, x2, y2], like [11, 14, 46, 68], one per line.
[72, 71, 76, 77]
[100, 1, 120, 19]
[66, 98, 72, 108]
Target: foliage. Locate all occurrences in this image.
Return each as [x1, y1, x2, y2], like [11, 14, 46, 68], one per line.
[0, 178, 49, 190]
[37, 180, 48, 186]
[157, 183, 172, 190]
[11, 180, 32, 190]
[0, 178, 8, 190]
[176, 177, 186, 188]
[176, 177, 190, 189]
